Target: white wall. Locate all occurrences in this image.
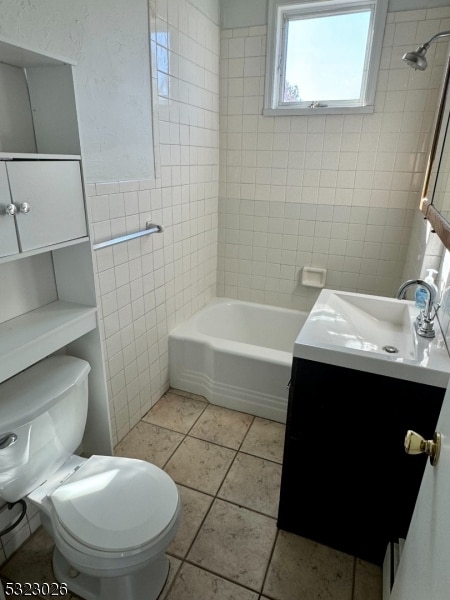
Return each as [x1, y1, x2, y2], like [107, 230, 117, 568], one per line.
[192, 0, 221, 23]
[0, 0, 154, 184]
[221, 0, 268, 28]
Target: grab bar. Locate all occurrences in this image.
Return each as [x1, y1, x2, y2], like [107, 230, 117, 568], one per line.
[92, 222, 163, 251]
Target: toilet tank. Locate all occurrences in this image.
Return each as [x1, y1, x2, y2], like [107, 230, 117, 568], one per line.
[0, 355, 90, 503]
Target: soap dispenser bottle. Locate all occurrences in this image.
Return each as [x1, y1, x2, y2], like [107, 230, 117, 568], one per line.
[415, 269, 438, 310]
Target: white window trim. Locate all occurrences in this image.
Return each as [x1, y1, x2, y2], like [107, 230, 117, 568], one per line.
[263, 0, 388, 116]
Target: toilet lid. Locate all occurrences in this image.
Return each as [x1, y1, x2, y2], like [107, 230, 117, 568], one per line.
[50, 455, 179, 553]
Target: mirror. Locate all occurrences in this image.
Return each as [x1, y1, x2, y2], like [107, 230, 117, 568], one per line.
[430, 83, 450, 221]
[421, 55, 450, 249]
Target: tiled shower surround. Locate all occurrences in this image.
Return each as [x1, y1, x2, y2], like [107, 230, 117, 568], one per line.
[218, 7, 450, 309]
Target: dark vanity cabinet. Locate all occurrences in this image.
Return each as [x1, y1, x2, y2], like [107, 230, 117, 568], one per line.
[277, 358, 445, 566]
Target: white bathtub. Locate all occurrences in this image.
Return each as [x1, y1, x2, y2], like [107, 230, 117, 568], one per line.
[168, 298, 307, 423]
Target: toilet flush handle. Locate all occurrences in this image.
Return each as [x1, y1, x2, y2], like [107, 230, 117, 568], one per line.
[0, 433, 17, 450]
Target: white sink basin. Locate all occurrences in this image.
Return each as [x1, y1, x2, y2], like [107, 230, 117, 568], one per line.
[294, 289, 450, 387]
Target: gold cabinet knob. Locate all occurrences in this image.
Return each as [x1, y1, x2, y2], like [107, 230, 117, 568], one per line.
[404, 430, 441, 466]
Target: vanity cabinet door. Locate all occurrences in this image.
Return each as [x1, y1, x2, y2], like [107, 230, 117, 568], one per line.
[279, 360, 390, 565]
[278, 358, 445, 566]
[0, 162, 19, 257]
[6, 160, 87, 252]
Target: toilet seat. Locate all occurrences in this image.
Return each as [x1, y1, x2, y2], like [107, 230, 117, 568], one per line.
[49, 455, 180, 555]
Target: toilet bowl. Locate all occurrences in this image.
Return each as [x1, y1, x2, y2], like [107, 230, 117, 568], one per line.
[0, 356, 181, 600]
[29, 454, 181, 600]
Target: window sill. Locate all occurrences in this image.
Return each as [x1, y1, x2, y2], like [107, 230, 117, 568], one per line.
[262, 105, 375, 117]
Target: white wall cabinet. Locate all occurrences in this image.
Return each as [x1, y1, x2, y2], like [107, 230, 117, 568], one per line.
[2, 160, 87, 256]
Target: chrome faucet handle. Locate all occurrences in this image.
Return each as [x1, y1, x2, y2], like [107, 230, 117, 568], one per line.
[416, 310, 437, 338]
[418, 302, 438, 323]
[431, 301, 441, 320]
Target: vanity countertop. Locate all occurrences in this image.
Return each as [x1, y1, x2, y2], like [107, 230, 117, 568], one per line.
[293, 289, 450, 387]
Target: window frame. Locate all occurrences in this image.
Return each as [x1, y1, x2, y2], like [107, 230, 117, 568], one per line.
[263, 0, 388, 116]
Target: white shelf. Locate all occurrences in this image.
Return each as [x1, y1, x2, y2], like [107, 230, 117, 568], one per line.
[0, 236, 90, 266]
[0, 36, 76, 68]
[0, 153, 81, 160]
[0, 300, 97, 384]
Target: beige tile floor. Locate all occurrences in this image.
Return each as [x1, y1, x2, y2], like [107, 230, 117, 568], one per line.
[1, 389, 382, 600]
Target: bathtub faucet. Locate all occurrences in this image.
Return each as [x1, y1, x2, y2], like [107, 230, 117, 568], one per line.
[396, 279, 438, 338]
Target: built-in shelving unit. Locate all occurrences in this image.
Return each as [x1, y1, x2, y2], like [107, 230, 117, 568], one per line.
[0, 35, 112, 600]
[0, 36, 112, 460]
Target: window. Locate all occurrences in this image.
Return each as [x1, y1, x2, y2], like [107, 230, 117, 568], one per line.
[264, 0, 388, 115]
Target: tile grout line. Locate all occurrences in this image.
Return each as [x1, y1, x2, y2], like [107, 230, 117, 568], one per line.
[259, 526, 281, 600]
[161, 391, 282, 598]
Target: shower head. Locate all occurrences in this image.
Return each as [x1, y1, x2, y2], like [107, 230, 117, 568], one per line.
[402, 45, 429, 71]
[402, 30, 450, 70]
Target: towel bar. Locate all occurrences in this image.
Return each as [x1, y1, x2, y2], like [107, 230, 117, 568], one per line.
[92, 222, 163, 250]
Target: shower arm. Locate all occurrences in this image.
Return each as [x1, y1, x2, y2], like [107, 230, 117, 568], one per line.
[422, 30, 450, 50]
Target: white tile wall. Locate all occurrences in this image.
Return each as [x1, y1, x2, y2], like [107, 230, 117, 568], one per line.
[87, 0, 220, 445]
[218, 7, 450, 312]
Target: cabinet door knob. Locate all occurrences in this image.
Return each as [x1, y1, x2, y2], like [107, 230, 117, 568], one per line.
[404, 430, 441, 466]
[5, 203, 17, 216]
[20, 202, 31, 214]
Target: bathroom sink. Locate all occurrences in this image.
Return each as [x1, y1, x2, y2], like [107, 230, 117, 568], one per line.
[294, 289, 450, 387]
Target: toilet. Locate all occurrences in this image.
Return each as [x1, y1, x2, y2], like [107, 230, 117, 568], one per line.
[0, 355, 181, 600]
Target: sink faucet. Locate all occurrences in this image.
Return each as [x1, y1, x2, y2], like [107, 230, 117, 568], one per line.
[396, 279, 438, 338]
